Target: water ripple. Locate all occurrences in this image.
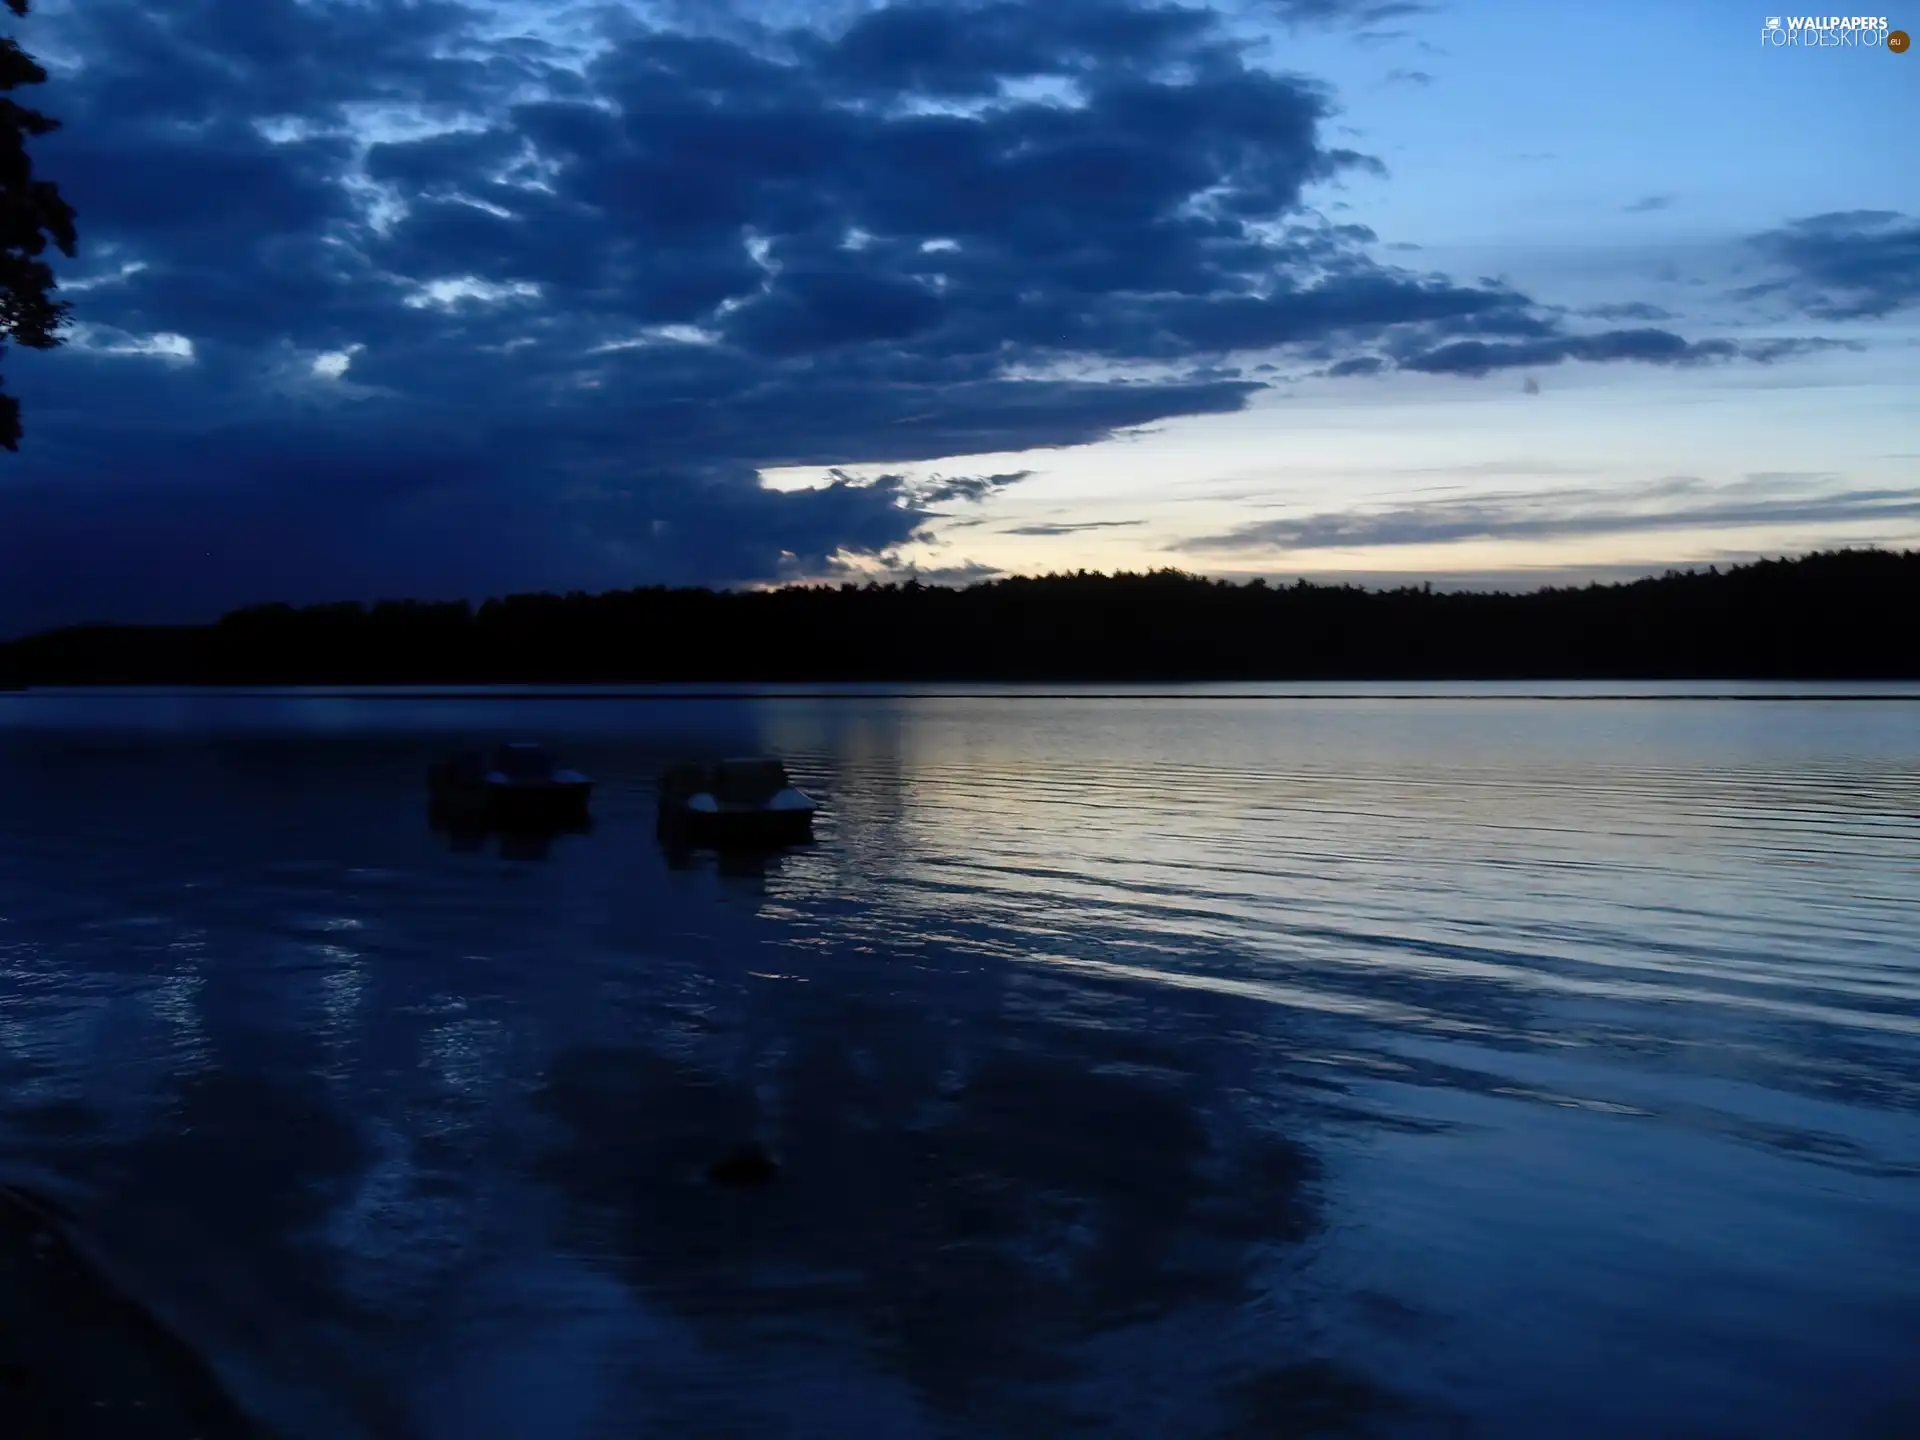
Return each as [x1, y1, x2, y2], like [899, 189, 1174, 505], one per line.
[0, 691, 1914, 1438]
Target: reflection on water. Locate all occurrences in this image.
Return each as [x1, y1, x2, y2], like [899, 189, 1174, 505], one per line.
[0, 688, 1916, 1438]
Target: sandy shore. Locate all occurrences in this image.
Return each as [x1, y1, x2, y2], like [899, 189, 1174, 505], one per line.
[0, 1185, 262, 1438]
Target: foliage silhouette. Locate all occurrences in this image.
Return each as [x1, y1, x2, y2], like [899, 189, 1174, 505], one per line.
[0, 548, 1914, 683]
[0, 0, 75, 452]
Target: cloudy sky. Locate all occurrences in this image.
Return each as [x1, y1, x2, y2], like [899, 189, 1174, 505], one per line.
[0, 0, 1914, 633]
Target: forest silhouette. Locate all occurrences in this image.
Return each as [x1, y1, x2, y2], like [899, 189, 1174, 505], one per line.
[0, 547, 1914, 684]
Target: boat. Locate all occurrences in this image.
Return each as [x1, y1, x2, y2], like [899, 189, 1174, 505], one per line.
[657, 757, 817, 847]
[429, 743, 592, 828]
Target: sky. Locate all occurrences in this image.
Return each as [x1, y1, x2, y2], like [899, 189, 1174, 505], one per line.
[0, 0, 1915, 633]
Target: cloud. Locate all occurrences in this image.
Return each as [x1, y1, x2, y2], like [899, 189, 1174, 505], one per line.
[1382, 68, 1433, 86]
[1739, 210, 1920, 319]
[1386, 459, 1594, 478]
[901, 560, 1006, 584]
[1179, 473, 1920, 553]
[0, 0, 1800, 629]
[1395, 329, 1737, 375]
[999, 519, 1146, 535]
[811, 553, 1007, 585]
[816, 467, 1034, 506]
[918, 470, 1035, 504]
[1520, 375, 1539, 395]
[1204, 561, 1773, 592]
[1622, 194, 1675, 214]
[1581, 301, 1675, 322]
[1260, 0, 1439, 26]
[1735, 336, 1865, 363]
[1389, 329, 1855, 377]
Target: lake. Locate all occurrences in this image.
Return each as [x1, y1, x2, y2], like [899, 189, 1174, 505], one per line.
[1, 684, 1917, 1439]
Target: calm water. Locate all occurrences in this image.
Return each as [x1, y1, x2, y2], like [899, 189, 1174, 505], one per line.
[1, 685, 1917, 1439]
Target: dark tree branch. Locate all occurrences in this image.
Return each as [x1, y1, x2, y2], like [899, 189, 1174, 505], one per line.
[0, 0, 76, 452]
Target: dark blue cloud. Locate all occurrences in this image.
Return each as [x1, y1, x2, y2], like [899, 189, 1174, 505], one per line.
[1396, 330, 1739, 375]
[1389, 330, 1854, 377]
[915, 469, 1034, 503]
[1180, 474, 1920, 553]
[0, 0, 1782, 630]
[810, 0, 1220, 96]
[1582, 301, 1675, 322]
[1740, 210, 1920, 319]
[47, 0, 500, 123]
[1260, 0, 1439, 26]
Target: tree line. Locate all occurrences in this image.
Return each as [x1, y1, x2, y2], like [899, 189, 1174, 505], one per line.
[1, 548, 1915, 683]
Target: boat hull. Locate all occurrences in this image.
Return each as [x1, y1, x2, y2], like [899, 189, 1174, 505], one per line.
[657, 803, 815, 849]
[429, 778, 592, 829]
[486, 780, 593, 828]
